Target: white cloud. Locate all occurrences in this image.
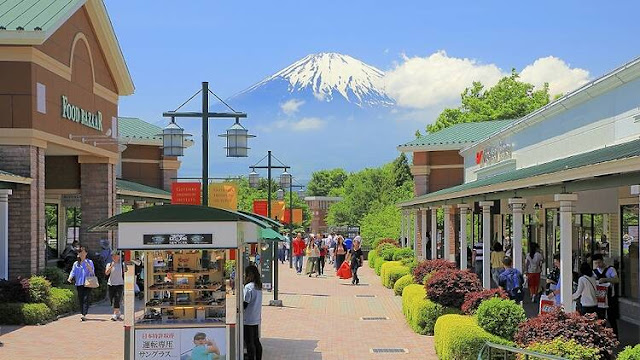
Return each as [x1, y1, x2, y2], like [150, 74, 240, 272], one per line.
[519, 56, 590, 97]
[280, 99, 305, 115]
[384, 51, 591, 109]
[291, 117, 326, 131]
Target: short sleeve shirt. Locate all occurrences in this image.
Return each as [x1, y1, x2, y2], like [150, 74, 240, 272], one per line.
[191, 345, 212, 360]
[243, 282, 262, 325]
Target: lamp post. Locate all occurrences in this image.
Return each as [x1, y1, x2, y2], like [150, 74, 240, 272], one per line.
[249, 151, 291, 306]
[281, 182, 304, 269]
[161, 81, 253, 205]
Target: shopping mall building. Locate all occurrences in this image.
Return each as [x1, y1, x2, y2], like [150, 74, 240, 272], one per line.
[398, 57, 640, 324]
[0, 0, 182, 279]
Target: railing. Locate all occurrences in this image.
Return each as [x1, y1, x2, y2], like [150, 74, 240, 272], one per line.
[478, 342, 568, 360]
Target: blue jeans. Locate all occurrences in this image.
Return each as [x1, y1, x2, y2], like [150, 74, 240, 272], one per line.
[295, 255, 304, 273]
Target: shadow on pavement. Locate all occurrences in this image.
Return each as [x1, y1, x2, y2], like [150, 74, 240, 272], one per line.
[0, 325, 23, 337]
[262, 338, 321, 359]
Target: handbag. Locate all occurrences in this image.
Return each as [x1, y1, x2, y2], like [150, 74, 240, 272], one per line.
[83, 261, 99, 288]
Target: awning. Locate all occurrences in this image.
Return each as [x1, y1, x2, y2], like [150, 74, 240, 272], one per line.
[261, 228, 288, 242]
[238, 210, 284, 229]
[399, 138, 640, 208]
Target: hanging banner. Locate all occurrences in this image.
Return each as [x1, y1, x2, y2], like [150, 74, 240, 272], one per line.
[171, 182, 201, 205]
[252, 200, 286, 221]
[283, 208, 303, 225]
[208, 182, 238, 210]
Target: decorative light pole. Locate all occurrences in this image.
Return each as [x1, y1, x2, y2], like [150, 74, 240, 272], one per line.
[282, 181, 304, 269]
[249, 151, 291, 306]
[160, 82, 253, 205]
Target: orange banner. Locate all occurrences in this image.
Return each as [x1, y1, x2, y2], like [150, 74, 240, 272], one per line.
[283, 208, 303, 225]
[208, 182, 238, 210]
[253, 200, 286, 221]
[171, 182, 201, 205]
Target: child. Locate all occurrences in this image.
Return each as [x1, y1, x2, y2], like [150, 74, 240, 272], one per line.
[190, 332, 219, 360]
[498, 256, 524, 304]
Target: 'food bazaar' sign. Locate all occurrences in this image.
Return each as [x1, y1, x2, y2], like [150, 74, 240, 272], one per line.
[475, 141, 512, 167]
[61, 95, 103, 131]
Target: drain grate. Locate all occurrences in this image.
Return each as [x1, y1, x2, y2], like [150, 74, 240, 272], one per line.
[371, 348, 408, 354]
[361, 316, 389, 321]
[355, 294, 376, 298]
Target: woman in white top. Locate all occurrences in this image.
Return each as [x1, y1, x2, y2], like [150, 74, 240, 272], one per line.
[105, 250, 125, 321]
[572, 262, 598, 316]
[525, 243, 544, 303]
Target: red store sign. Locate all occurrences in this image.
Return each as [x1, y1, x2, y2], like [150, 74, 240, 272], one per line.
[171, 182, 202, 205]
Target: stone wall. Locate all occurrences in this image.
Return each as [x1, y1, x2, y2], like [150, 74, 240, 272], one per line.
[80, 162, 114, 252]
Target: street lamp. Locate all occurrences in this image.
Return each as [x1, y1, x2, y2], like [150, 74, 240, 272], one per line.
[276, 188, 285, 200]
[220, 118, 254, 157]
[248, 170, 260, 188]
[160, 118, 191, 156]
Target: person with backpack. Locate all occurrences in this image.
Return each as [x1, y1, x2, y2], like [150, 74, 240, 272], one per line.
[593, 254, 619, 335]
[499, 256, 524, 304]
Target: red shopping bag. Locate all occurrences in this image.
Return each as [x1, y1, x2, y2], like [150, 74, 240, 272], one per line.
[596, 283, 609, 308]
[337, 261, 352, 279]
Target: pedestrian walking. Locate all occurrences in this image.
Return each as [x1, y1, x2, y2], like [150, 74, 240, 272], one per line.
[277, 241, 286, 264]
[329, 235, 336, 265]
[292, 233, 305, 274]
[317, 235, 327, 275]
[525, 243, 544, 302]
[105, 250, 125, 321]
[347, 238, 364, 285]
[490, 242, 505, 287]
[573, 262, 598, 316]
[308, 240, 320, 277]
[243, 265, 263, 360]
[334, 236, 347, 271]
[593, 254, 620, 335]
[67, 246, 95, 321]
[498, 256, 524, 304]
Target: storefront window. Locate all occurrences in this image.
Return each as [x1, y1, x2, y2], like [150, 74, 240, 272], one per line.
[66, 207, 81, 243]
[621, 204, 639, 300]
[45, 204, 58, 260]
[544, 209, 560, 274]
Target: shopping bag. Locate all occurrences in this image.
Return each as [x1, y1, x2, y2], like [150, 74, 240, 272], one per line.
[538, 294, 556, 315]
[337, 261, 352, 279]
[596, 283, 609, 308]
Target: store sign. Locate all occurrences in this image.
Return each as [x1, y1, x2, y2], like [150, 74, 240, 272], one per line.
[134, 327, 227, 360]
[143, 234, 213, 245]
[475, 141, 512, 167]
[253, 200, 286, 221]
[171, 182, 201, 205]
[282, 208, 303, 225]
[260, 246, 272, 290]
[208, 182, 238, 210]
[61, 95, 103, 131]
[61, 194, 81, 207]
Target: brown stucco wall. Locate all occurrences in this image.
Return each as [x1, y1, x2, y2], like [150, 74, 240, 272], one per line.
[0, 62, 33, 128]
[122, 145, 162, 161]
[429, 150, 463, 166]
[122, 162, 162, 189]
[45, 156, 80, 189]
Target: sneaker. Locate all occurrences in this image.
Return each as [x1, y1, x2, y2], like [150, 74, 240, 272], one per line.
[117, 315, 124, 321]
[81, 316, 86, 321]
[111, 315, 118, 321]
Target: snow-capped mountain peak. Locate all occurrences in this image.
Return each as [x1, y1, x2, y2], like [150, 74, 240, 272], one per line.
[238, 52, 394, 107]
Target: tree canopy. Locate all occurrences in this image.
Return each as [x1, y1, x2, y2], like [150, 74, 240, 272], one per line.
[427, 70, 550, 133]
[306, 168, 349, 196]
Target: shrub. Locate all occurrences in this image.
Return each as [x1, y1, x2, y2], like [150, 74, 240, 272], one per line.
[476, 297, 526, 340]
[224, 260, 236, 277]
[514, 308, 618, 356]
[393, 274, 413, 296]
[392, 247, 414, 261]
[28, 276, 52, 304]
[0, 277, 30, 303]
[402, 284, 457, 335]
[526, 338, 599, 360]
[413, 259, 456, 284]
[368, 250, 378, 268]
[49, 287, 77, 315]
[400, 257, 418, 272]
[373, 238, 398, 250]
[379, 244, 398, 261]
[380, 261, 402, 286]
[382, 263, 410, 289]
[37, 267, 67, 287]
[434, 314, 512, 360]
[374, 257, 387, 276]
[461, 288, 508, 315]
[0, 303, 25, 324]
[426, 269, 481, 309]
[21, 303, 54, 325]
[618, 344, 640, 360]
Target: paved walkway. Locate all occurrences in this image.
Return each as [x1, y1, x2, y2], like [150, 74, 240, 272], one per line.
[0, 261, 437, 360]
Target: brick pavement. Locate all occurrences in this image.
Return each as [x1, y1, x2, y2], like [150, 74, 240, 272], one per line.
[0, 261, 437, 360]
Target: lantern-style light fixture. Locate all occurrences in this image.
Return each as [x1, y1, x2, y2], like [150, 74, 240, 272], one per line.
[279, 170, 292, 189]
[219, 118, 255, 158]
[298, 187, 306, 198]
[249, 169, 259, 188]
[276, 188, 285, 200]
[159, 118, 191, 157]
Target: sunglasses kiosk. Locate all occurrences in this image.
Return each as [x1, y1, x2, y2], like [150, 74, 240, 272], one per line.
[90, 205, 271, 360]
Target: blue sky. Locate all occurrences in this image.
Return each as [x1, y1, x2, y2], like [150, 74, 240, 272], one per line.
[104, 0, 640, 181]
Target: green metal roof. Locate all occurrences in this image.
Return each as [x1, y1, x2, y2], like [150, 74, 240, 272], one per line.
[89, 204, 271, 232]
[260, 228, 288, 242]
[0, 0, 82, 32]
[399, 119, 517, 149]
[0, 169, 20, 177]
[117, 117, 162, 140]
[238, 210, 284, 229]
[400, 138, 640, 207]
[116, 178, 170, 197]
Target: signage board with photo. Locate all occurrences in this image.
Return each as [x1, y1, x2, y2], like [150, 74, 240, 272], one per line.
[134, 327, 227, 360]
[143, 234, 213, 246]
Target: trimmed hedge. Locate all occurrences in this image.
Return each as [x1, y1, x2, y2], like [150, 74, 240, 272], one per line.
[434, 314, 512, 360]
[37, 267, 68, 287]
[393, 274, 413, 296]
[374, 257, 387, 276]
[618, 344, 640, 360]
[49, 287, 78, 315]
[380, 261, 406, 288]
[386, 266, 410, 289]
[368, 250, 378, 268]
[0, 302, 54, 325]
[28, 276, 52, 304]
[476, 297, 526, 340]
[372, 238, 398, 250]
[526, 338, 599, 360]
[379, 244, 398, 261]
[392, 247, 414, 261]
[402, 284, 457, 335]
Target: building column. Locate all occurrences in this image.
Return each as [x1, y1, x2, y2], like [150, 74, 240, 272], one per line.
[555, 193, 578, 312]
[443, 205, 452, 262]
[404, 211, 411, 247]
[0, 190, 12, 280]
[631, 185, 640, 301]
[431, 207, 438, 259]
[509, 198, 526, 273]
[458, 204, 470, 270]
[420, 208, 427, 260]
[413, 210, 418, 251]
[80, 159, 116, 252]
[400, 211, 405, 247]
[480, 201, 493, 289]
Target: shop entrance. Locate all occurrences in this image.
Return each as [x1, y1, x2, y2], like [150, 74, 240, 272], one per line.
[621, 204, 639, 300]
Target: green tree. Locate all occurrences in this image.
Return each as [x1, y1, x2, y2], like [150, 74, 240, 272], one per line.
[306, 168, 349, 196]
[360, 204, 402, 249]
[427, 69, 550, 133]
[392, 153, 413, 187]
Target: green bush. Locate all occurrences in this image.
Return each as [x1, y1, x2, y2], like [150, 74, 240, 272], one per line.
[526, 338, 599, 360]
[402, 284, 458, 335]
[393, 274, 414, 296]
[618, 344, 640, 360]
[380, 261, 402, 287]
[49, 287, 77, 315]
[22, 303, 54, 325]
[368, 250, 378, 268]
[400, 257, 418, 272]
[0, 302, 25, 324]
[386, 266, 410, 289]
[374, 257, 387, 276]
[392, 247, 414, 261]
[434, 314, 512, 360]
[379, 244, 397, 261]
[476, 297, 526, 340]
[28, 276, 52, 304]
[37, 267, 68, 287]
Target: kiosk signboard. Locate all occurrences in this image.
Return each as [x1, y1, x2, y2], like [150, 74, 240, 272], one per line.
[260, 247, 273, 290]
[134, 327, 227, 360]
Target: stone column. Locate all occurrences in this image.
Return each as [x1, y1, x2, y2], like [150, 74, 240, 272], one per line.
[80, 158, 116, 252]
[431, 207, 438, 259]
[413, 210, 418, 251]
[421, 208, 427, 260]
[160, 158, 180, 192]
[480, 201, 493, 289]
[443, 205, 452, 262]
[555, 193, 578, 312]
[458, 204, 470, 270]
[404, 211, 411, 248]
[0, 190, 12, 280]
[509, 198, 526, 273]
[400, 211, 405, 247]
